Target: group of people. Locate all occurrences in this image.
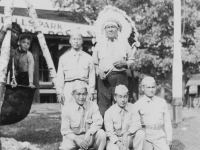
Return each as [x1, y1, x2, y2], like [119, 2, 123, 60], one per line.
[56, 11, 172, 150]
[0, 6, 172, 150]
[59, 78, 172, 150]
[0, 23, 35, 88]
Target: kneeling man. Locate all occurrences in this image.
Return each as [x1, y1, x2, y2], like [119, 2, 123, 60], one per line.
[104, 85, 145, 150]
[60, 81, 106, 150]
[133, 77, 172, 150]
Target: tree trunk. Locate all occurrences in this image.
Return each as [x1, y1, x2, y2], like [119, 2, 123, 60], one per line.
[32, 41, 40, 103]
[186, 86, 189, 108]
[25, 0, 57, 90]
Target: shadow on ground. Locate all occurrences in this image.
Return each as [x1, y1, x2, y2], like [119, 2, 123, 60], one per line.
[0, 112, 62, 146]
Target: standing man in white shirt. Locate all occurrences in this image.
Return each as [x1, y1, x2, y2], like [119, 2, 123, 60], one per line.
[132, 76, 172, 150]
[56, 31, 95, 106]
[92, 6, 138, 117]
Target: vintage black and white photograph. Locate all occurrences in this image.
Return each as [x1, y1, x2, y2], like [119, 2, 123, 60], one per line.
[0, 0, 200, 150]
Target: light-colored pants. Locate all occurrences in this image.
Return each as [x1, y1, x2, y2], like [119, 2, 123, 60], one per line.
[143, 138, 170, 150]
[59, 129, 106, 150]
[106, 130, 145, 150]
[63, 81, 75, 105]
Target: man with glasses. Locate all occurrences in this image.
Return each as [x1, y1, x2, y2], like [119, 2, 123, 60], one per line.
[104, 85, 145, 150]
[132, 77, 172, 150]
[59, 80, 106, 150]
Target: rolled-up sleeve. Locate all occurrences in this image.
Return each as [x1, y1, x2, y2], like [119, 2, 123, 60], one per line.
[128, 104, 142, 134]
[104, 110, 120, 144]
[164, 102, 172, 142]
[56, 58, 65, 94]
[126, 44, 136, 69]
[88, 58, 95, 94]
[88, 103, 103, 134]
[61, 109, 77, 141]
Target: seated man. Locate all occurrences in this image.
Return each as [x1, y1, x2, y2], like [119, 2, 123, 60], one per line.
[104, 84, 145, 150]
[59, 81, 106, 150]
[133, 77, 172, 150]
[13, 33, 35, 88]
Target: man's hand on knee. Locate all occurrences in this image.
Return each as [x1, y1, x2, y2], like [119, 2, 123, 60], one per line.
[122, 132, 130, 148]
[84, 131, 93, 146]
[116, 141, 126, 150]
[74, 136, 88, 150]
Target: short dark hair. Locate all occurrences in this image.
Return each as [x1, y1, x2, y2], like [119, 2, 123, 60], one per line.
[12, 22, 22, 33]
[19, 33, 32, 43]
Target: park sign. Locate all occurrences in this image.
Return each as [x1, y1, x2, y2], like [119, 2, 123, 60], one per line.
[0, 14, 93, 37]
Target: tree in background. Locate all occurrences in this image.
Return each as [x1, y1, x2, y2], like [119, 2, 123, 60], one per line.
[52, 0, 200, 104]
[181, 0, 200, 105]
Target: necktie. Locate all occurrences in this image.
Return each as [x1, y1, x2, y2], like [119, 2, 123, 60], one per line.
[120, 109, 125, 132]
[79, 106, 85, 131]
[76, 52, 81, 64]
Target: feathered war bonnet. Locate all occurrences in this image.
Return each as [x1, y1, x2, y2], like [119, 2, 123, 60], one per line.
[93, 5, 140, 48]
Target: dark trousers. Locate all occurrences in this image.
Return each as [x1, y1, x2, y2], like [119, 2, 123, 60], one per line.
[16, 72, 29, 86]
[97, 72, 128, 116]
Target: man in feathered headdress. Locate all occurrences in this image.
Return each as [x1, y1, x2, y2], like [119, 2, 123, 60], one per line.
[92, 5, 139, 117]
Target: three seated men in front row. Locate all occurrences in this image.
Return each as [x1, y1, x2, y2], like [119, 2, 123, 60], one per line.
[60, 76, 172, 150]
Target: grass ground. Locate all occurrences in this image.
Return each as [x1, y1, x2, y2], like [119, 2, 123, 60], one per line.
[171, 108, 200, 150]
[0, 104, 62, 150]
[0, 104, 200, 150]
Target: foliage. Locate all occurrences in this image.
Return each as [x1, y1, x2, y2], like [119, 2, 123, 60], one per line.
[51, 0, 106, 23]
[131, 0, 174, 82]
[52, 0, 200, 84]
[181, 1, 200, 78]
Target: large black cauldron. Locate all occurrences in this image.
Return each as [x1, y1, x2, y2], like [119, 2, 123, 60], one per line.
[0, 82, 35, 125]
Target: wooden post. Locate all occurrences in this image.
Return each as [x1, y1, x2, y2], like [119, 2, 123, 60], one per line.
[24, 0, 57, 91]
[32, 41, 40, 103]
[186, 86, 189, 108]
[172, 0, 183, 124]
[0, 0, 14, 148]
[0, 0, 14, 83]
[0, 0, 14, 113]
